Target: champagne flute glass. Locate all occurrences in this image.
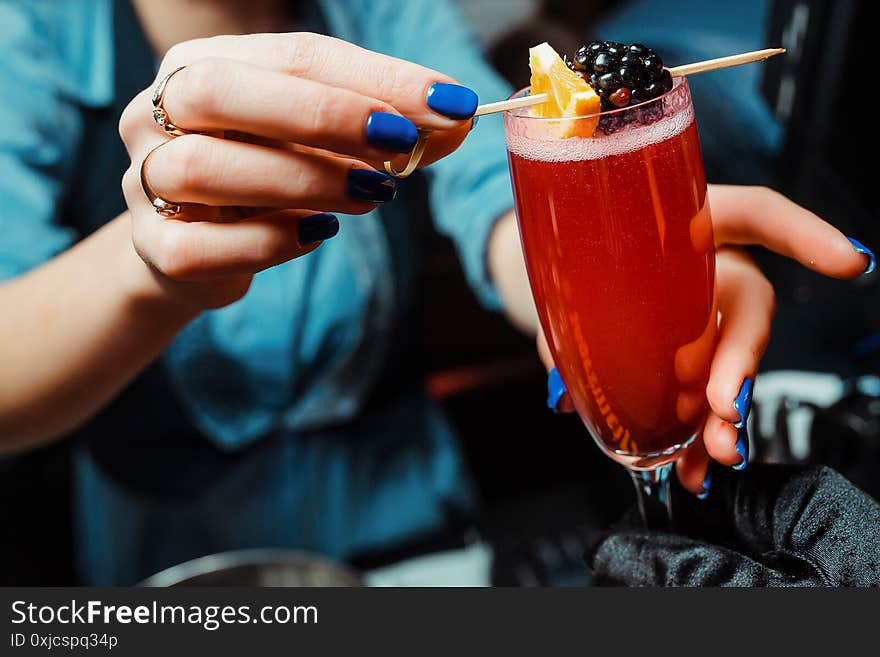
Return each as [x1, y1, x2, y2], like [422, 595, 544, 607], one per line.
[504, 78, 717, 527]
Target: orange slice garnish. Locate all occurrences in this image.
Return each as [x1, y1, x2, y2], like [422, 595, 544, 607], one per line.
[529, 42, 601, 137]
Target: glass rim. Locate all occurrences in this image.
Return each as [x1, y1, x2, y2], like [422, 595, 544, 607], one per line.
[505, 76, 686, 122]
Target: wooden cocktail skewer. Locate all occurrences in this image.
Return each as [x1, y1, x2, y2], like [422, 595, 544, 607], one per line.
[473, 48, 785, 117]
[474, 93, 550, 117]
[668, 47, 785, 78]
[386, 47, 784, 176]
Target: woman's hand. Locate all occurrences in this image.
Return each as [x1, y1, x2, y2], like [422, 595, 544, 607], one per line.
[120, 32, 478, 310]
[539, 185, 876, 495]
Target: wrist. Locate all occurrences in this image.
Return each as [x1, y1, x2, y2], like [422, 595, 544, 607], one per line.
[488, 211, 539, 334]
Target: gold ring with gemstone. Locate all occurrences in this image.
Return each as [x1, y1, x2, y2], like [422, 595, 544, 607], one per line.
[151, 66, 189, 137]
[140, 145, 181, 217]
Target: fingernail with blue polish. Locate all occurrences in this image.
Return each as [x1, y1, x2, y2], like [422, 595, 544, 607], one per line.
[298, 213, 339, 244]
[697, 467, 712, 500]
[733, 377, 753, 429]
[348, 169, 397, 203]
[733, 432, 749, 471]
[365, 112, 419, 153]
[847, 237, 877, 275]
[426, 82, 479, 120]
[732, 377, 753, 471]
[547, 367, 567, 413]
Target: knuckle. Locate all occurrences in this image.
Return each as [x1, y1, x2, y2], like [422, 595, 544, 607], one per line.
[372, 61, 407, 101]
[287, 160, 318, 197]
[156, 225, 196, 279]
[302, 90, 337, 139]
[163, 135, 214, 197]
[130, 218, 154, 264]
[371, 61, 426, 108]
[118, 91, 148, 145]
[254, 231, 291, 265]
[705, 378, 730, 412]
[282, 32, 323, 75]
[176, 58, 227, 122]
[162, 39, 200, 70]
[121, 167, 139, 199]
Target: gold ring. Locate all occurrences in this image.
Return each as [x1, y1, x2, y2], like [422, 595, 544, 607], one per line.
[140, 145, 182, 217]
[384, 129, 431, 178]
[151, 66, 189, 137]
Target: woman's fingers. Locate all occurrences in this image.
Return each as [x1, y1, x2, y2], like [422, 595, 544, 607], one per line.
[143, 135, 397, 214]
[704, 249, 772, 425]
[702, 412, 743, 467]
[676, 436, 711, 496]
[381, 121, 472, 173]
[162, 33, 479, 130]
[135, 208, 337, 280]
[161, 58, 425, 160]
[700, 249, 769, 466]
[709, 185, 872, 278]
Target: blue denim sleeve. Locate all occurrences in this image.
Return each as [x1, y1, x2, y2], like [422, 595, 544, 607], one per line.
[326, 0, 515, 310]
[0, 2, 82, 281]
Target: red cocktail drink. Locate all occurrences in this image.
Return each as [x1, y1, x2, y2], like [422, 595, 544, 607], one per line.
[505, 79, 716, 469]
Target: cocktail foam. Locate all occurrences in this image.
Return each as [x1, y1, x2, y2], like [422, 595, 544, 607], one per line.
[505, 102, 694, 162]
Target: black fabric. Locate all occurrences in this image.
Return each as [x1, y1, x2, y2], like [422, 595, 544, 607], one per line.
[587, 464, 880, 587]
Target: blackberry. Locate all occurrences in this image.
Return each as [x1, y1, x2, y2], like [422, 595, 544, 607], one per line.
[597, 72, 622, 92]
[566, 40, 674, 112]
[591, 52, 616, 74]
[618, 65, 638, 87]
[572, 48, 591, 72]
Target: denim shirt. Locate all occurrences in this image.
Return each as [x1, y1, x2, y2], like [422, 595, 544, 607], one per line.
[0, 0, 514, 583]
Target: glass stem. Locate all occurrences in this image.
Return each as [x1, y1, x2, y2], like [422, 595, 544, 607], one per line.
[628, 464, 674, 530]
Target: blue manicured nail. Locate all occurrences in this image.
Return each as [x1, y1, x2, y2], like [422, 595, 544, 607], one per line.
[847, 237, 877, 275]
[733, 377, 753, 429]
[732, 377, 753, 471]
[298, 213, 339, 244]
[426, 82, 479, 120]
[733, 432, 749, 471]
[348, 169, 397, 203]
[365, 112, 418, 153]
[697, 467, 712, 500]
[547, 367, 567, 412]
